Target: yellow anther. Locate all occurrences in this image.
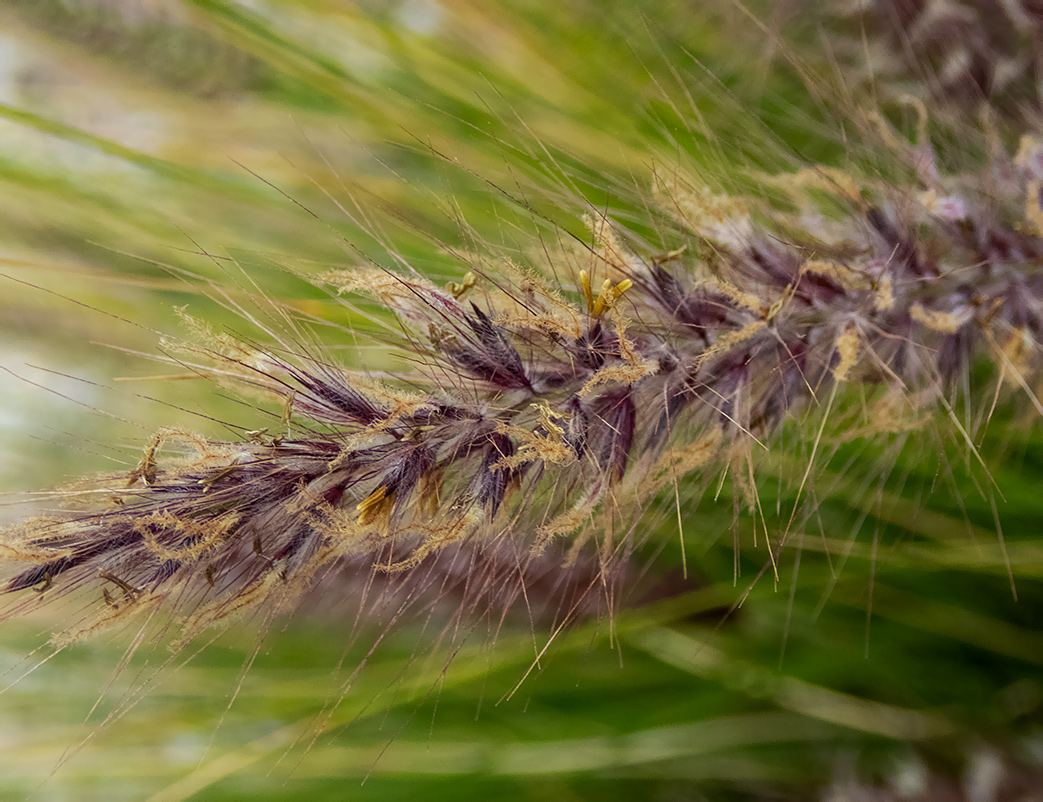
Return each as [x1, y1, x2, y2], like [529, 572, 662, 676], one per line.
[418, 469, 443, 516]
[590, 278, 633, 318]
[447, 272, 477, 300]
[652, 245, 687, 264]
[579, 270, 595, 314]
[580, 270, 632, 318]
[357, 486, 392, 528]
[591, 278, 613, 317]
[531, 400, 568, 438]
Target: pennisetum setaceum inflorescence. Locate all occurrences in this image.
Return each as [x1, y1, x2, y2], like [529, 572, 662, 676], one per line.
[5, 111, 1043, 639]
[3, 1, 1043, 797]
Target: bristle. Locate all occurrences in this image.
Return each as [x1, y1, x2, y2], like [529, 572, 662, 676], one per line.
[4, 113, 1042, 655]
[825, 0, 1043, 113]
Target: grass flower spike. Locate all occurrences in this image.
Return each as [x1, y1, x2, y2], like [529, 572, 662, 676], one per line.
[4, 2, 1043, 797]
[5, 112, 1043, 653]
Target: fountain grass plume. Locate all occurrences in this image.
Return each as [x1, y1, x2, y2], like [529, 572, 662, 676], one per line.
[3, 2, 1043, 797]
[4, 104, 1043, 654]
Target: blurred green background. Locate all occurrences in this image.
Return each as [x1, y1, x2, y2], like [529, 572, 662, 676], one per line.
[1, 2, 1042, 800]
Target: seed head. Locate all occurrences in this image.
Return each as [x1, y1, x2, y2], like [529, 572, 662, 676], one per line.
[3, 111, 1043, 670]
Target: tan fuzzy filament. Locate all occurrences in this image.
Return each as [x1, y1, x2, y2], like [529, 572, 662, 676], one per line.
[910, 303, 974, 334]
[833, 325, 861, 383]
